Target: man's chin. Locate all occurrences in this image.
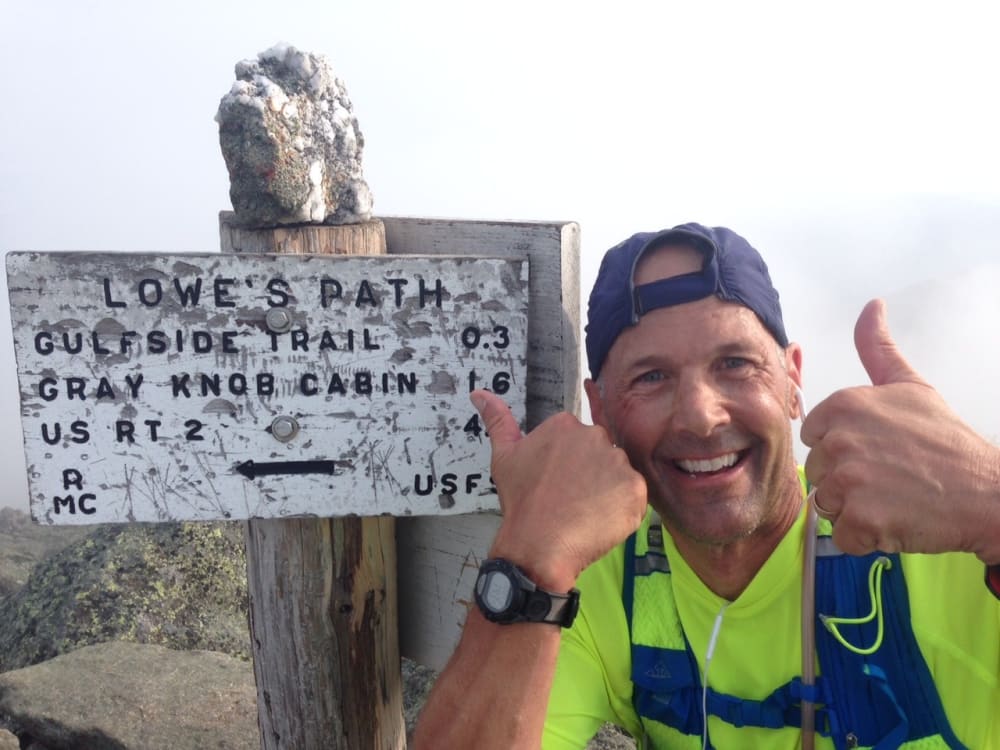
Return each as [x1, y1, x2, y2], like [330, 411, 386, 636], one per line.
[677, 520, 755, 546]
[654, 502, 758, 547]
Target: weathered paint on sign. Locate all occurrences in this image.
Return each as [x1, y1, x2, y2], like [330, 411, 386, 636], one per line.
[6, 252, 528, 524]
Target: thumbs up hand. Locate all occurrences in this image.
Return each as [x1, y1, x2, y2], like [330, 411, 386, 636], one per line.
[801, 300, 1000, 563]
[472, 390, 648, 590]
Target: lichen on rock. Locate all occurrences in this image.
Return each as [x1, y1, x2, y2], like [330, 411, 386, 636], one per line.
[0, 522, 249, 674]
[216, 42, 373, 227]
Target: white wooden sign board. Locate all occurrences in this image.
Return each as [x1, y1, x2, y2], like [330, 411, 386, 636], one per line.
[6, 251, 528, 525]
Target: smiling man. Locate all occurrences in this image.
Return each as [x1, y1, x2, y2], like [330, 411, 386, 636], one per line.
[412, 223, 1000, 749]
[587, 234, 804, 602]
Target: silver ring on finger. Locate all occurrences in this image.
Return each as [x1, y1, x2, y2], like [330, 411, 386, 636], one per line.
[809, 487, 837, 521]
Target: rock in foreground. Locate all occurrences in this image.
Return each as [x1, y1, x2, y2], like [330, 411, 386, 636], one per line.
[0, 642, 257, 750]
[0, 522, 249, 674]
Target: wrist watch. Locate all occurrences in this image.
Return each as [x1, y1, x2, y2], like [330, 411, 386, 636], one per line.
[474, 558, 580, 627]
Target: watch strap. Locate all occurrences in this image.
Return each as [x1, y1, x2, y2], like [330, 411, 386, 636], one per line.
[537, 587, 581, 627]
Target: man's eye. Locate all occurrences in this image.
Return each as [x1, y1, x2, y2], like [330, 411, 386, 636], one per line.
[721, 356, 750, 370]
[637, 370, 665, 384]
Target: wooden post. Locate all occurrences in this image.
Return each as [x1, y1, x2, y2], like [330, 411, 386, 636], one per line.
[220, 213, 405, 750]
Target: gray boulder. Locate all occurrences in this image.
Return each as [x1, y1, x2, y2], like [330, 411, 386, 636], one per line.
[0, 522, 249, 674]
[0, 641, 257, 750]
[216, 42, 373, 227]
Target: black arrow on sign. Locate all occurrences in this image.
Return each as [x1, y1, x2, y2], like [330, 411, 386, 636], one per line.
[235, 459, 352, 479]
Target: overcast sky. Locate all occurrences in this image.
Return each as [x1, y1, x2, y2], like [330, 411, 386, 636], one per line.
[2, 0, 999, 514]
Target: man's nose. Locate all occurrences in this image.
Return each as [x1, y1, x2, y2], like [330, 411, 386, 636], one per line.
[670, 373, 730, 438]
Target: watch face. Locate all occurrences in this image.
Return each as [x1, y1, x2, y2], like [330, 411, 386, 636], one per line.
[477, 570, 514, 613]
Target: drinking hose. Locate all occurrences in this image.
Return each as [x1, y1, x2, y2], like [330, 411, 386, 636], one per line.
[797, 386, 818, 750]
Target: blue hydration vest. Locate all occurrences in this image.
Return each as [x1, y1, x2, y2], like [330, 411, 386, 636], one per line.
[623, 521, 968, 749]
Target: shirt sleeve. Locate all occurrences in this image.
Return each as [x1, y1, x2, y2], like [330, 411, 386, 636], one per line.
[903, 551, 1000, 748]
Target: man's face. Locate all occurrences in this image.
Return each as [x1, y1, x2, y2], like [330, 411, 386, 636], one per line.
[586, 244, 803, 546]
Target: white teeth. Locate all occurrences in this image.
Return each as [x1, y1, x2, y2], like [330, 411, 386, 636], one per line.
[675, 452, 740, 474]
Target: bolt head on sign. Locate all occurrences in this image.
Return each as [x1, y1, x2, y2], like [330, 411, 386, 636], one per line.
[6, 252, 528, 524]
[216, 43, 374, 227]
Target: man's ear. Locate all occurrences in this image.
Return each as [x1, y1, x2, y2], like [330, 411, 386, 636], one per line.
[584, 378, 608, 428]
[784, 343, 804, 419]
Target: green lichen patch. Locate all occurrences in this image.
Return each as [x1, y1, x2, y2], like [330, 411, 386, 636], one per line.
[0, 522, 250, 673]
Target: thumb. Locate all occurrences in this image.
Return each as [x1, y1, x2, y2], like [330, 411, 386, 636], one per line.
[854, 299, 926, 386]
[469, 389, 522, 450]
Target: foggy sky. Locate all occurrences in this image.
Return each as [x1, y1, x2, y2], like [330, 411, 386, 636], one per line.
[2, 1, 999, 514]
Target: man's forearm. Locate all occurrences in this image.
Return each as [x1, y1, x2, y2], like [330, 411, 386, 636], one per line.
[410, 611, 563, 749]
[411, 392, 647, 747]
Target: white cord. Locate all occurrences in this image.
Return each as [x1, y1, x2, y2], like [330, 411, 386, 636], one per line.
[702, 602, 730, 750]
[698, 385, 809, 750]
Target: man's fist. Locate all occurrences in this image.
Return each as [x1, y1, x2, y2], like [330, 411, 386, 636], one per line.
[473, 390, 648, 589]
[801, 300, 1000, 562]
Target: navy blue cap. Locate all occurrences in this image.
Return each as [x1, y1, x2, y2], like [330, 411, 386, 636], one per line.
[585, 222, 788, 379]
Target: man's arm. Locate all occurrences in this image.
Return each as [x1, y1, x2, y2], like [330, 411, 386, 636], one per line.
[410, 604, 564, 747]
[411, 390, 647, 749]
[801, 299, 1000, 566]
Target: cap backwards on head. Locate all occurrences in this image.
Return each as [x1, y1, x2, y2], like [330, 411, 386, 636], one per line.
[584, 222, 788, 380]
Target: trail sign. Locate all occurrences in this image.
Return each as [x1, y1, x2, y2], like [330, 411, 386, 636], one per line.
[6, 251, 528, 524]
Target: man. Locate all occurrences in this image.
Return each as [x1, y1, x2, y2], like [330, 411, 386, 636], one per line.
[412, 223, 1000, 749]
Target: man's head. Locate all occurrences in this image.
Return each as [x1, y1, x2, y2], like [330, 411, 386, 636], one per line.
[585, 223, 789, 381]
[584, 223, 803, 547]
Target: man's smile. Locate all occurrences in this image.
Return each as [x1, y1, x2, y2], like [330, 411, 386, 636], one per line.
[668, 449, 751, 480]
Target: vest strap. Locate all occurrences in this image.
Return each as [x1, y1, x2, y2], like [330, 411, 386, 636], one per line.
[633, 641, 836, 736]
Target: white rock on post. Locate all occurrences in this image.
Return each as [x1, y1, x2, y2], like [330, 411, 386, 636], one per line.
[216, 43, 374, 227]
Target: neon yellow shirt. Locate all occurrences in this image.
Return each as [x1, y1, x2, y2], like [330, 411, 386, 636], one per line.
[543, 503, 1000, 749]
